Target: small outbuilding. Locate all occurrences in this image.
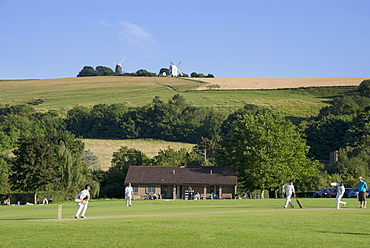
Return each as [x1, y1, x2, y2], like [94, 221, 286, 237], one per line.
[124, 166, 237, 200]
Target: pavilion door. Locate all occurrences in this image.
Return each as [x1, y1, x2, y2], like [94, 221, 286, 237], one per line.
[161, 185, 168, 199]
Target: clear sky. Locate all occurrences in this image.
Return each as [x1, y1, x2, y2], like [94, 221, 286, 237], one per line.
[1, 0, 369, 79]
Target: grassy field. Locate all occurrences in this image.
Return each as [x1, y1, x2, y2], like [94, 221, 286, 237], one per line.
[0, 77, 360, 118]
[0, 198, 367, 247]
[83, 139, 195, 170]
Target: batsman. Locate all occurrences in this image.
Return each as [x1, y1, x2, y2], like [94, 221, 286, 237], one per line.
[74, 184, 91, 219]
[282, 180, 295, 208]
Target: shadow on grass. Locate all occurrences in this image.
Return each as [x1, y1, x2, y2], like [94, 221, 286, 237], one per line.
[0, 217, 41, 221]
[318, 231, 370, 236]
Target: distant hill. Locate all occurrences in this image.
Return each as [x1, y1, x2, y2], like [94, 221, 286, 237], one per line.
[1, 76, 367, 119]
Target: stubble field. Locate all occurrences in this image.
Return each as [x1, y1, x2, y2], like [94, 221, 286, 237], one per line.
[83, 139, 195, 170]
[194, 77, 368, 90]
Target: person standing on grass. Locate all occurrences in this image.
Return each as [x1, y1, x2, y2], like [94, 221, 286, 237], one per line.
[125, 183, 133, 207]
[335, 182, 346, 209]
[74, 184, 91, 219]
[358, 177, 368, 208]
[282, 180, 295, 208]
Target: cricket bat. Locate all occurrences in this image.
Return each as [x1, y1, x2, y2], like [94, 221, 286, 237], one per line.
[296, 198, 302, 208]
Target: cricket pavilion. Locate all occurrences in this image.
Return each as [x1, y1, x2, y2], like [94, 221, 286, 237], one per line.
[124, 166, 237, 200]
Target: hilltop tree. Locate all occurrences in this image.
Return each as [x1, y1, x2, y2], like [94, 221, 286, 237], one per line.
[77, 66, 97, 77]
[135, 69, 157, 77]
[159, 68, 169, 76]
[96, 66, 114, 76]
[190, 72, 215, 78]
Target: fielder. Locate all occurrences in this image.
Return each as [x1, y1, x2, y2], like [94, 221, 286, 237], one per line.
[74, 184, 91, 219]
[282, 180, 295, 208]
[335, 182, 346, 209]
[125, 183, 133, 207]
[358, 177, 368, 208]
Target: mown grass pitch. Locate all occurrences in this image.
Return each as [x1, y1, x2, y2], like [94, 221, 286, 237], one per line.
[0, 198, 368, 247]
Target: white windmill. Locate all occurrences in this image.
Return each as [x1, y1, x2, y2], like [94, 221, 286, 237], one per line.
[169, 60, 183, 77]
[115, 57, 126, 74]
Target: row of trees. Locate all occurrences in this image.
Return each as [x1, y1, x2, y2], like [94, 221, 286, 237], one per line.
[65, 94, 226, 144]
[77, 65, 215, 78]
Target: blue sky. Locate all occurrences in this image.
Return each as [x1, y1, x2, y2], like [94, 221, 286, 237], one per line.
[1, 0, 369, 79]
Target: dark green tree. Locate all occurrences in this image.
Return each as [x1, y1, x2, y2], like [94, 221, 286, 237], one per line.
[318, 95, 370, 117]
[159, 68, 169, 76]
[12, 136, 59, 203]
[65, 106, 92, 137]
[0, 155, 11, 194]
[344, 109, 370, 147]
[11, 131, 96, 202]
[330, 145, 370, 187]
[101, 146, 150, 198]
[77, 66, 97, 77]
[135, 69, 157, 77]
[152, 147, 202, 166]
[301, 115, 349, 160]
[217, 109, 320, 197]
[96, 66, 114, 76]
[358, 79, 370, 97]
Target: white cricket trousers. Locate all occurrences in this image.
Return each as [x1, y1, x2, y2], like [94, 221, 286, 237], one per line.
[75, 202, 88, 217]
[126, 195, 132, 206]
[284, 194, 294, 208]
[335, 193, 346, 209]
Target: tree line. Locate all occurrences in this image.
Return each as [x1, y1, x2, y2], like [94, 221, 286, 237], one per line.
[77, 65, 215, 78]
[1, 79, 370, 200]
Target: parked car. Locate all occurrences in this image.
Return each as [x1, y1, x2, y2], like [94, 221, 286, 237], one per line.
[313, 189, 336, 198]
[349, 188, 370, 198]
[343, 188, 356, 198]
[326, 188, 337, 198]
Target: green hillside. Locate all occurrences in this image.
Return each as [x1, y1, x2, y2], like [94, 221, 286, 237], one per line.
[0, 76, 357, 118]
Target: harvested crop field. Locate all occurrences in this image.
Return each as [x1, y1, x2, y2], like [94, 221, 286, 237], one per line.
[83, 139, 195, 170]
[194, 77, 369, 90]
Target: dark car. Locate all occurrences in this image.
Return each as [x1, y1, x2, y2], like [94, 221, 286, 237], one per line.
[343, 188, 356, 198]
[326, 188, 337, 198]
[313, 188, 332, 198]
[349, 188, 370, 198]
